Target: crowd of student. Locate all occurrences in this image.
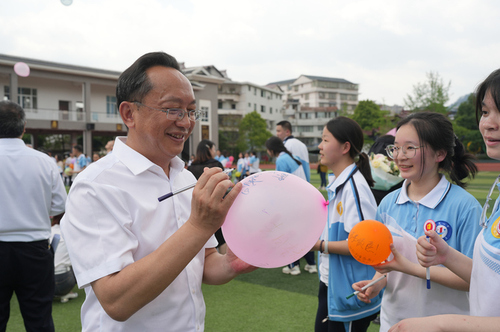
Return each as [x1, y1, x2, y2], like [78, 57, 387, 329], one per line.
[2, 51, 500, 332]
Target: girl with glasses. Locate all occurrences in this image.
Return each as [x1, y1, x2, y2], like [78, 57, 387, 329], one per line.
[354, 111, 482, 332]
[313, 117, 380, 332]
[388, 69, 500, 331]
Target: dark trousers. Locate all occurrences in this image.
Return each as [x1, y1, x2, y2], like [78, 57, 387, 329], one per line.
[319, 172, 327, 187]
[315, 281, 378, 332]
[54, 267, 76, 297]
[0, 241, 55, 332]
[289, 251, 316, 268]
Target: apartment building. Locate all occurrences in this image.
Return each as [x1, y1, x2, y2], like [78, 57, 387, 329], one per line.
[0, 54, 221, 161]
[218, 78, 284, 147]
[267, 75, 359, 152]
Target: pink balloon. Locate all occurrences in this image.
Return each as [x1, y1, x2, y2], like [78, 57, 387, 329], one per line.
[222, 171, 327, 268]
[14, 62, 30, 77]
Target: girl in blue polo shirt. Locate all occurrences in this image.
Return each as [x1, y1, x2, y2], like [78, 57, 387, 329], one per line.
[354, 112, 482, 332]
[388, 69, 500, 331]
[314, 117, 380, 332]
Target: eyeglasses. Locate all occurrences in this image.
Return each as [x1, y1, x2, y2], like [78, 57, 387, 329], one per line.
[385, 144, 422, 159]
[480, 175, 500, 228]
[133, 101, 201, 122]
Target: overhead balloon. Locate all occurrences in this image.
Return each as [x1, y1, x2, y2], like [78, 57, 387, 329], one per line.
[14, 62, 30, 77]
[222, 171, 327, 268]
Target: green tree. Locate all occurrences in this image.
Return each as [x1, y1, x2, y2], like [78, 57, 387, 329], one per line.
[453, 93, 483, 154]
[237, 111, 272, 152]
[404, 71, 451, 114]
[351, 100, 389, 136]
[454, 94, 477, 130]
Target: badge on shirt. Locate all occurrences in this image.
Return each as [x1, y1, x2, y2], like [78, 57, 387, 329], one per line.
[435, 221, 452, 241]
[336, 201, 343, 216]
[491, 217, 500, 239]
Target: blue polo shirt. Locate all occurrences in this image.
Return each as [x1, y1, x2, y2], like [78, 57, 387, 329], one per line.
[376, 175, 481, 331]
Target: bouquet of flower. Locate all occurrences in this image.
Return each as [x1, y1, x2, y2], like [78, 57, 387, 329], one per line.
[369, 153, 403, 190]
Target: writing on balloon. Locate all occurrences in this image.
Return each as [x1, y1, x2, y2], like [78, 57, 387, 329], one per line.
[349, 233, 379, 264]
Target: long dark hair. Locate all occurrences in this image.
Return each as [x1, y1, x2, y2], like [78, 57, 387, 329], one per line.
[325, 117, 374, 187]
[265, 136, 302, 165]
[397, 112, 476, 188]
[192, 139, 216, 164]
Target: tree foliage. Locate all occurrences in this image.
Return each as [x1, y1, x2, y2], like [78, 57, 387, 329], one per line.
[237, 111, 272, 152]
[350, 100, 393, 139]
[404, 71, 451, 114]
[453, 93, 484, 154]
[454, 94, 477, 130]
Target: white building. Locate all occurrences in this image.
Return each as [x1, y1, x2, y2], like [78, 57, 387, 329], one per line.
[267, 75, 359, 152]
[217, 77, 284, 150]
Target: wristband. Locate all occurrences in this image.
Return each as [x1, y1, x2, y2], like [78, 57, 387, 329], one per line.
[323, 241, 329, 254]
[319, 240, 324, 253]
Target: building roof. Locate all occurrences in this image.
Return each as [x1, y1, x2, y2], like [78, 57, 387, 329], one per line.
[299, 75, 355, 85]
[0, 53, 121, 78]
[266, 78, 296, 86]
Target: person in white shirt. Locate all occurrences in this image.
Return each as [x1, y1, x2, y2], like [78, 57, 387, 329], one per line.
[276, 120, 311, 182]
[61, 52, 256, 332]
[0, 100, 67, 332]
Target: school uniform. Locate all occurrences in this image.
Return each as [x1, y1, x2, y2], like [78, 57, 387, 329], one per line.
[318, 163, 381, 329]
[470, 180, 500, 316]
[376, 175, 482, 332]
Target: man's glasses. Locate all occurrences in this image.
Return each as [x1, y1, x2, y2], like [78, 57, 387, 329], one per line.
[133, 101, 201, 122]
[480, 175, 500, 229]
[385, 144, 422, 159]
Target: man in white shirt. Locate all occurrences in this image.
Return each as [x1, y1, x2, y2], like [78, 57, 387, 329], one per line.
[61, 52, 256, 332]
[276, 120, 310, 182]
[0, 101, 67, 331]
[276, 120, 315, 275]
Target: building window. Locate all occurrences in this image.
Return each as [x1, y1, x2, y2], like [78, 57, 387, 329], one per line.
[218, 101, 223, 108]
[297, 126, 314, 133]
[248, 102, 251, 108]
[231, 103, 236, 109]
[200, 106, 209, 122]
[261, 90, 265, 97]
[254, 103, 257, 111]
[4, 86, 38, 109]
[317, 125, 324, 131]
[106, 96, 117, 115]
[261, 105, 266, 113]
[270, 107, 273, 114]
[304, 93, 309, 100]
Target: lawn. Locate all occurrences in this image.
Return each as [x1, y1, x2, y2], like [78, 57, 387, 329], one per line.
[7, 171, 500, 331]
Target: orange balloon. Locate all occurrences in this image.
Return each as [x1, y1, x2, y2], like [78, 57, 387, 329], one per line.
[348, 219, 393, 266]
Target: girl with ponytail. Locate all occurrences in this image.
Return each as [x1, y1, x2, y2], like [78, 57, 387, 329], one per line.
[354, 111, 482, 332]
[313, 116, 380, 331]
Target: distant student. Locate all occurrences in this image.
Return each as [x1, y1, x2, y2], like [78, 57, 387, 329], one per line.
[353, 112, 481, 332]
[312, 117, 380, 332]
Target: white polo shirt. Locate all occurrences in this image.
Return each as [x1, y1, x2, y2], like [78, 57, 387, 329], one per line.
[0, 138, 67, 241]
[61, 137, 217, 332]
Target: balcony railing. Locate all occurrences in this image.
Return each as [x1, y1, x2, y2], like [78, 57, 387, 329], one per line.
[24, 108, 122, 123]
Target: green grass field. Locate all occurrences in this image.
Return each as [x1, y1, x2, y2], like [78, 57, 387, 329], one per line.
[7, 171, 500, 331]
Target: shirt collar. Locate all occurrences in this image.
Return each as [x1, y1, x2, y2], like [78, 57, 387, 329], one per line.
[113, 137, 184, 178]
[327, 163, 356, 194]
[397, 175, 450, 208]
[0, 138, 26, 147]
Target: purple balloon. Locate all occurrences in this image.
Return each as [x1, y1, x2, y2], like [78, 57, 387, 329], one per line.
[14, 62, 30, 77]
[222, 171, 327, 268]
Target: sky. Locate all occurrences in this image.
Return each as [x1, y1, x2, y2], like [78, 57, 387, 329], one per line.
[1, 0, 500, 106]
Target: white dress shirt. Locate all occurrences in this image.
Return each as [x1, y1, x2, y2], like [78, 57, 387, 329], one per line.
[0, 138, 66, 241]
[61, 137, 217, 332]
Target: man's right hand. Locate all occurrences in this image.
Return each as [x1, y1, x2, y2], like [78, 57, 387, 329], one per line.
[188, 167, 242, 234]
